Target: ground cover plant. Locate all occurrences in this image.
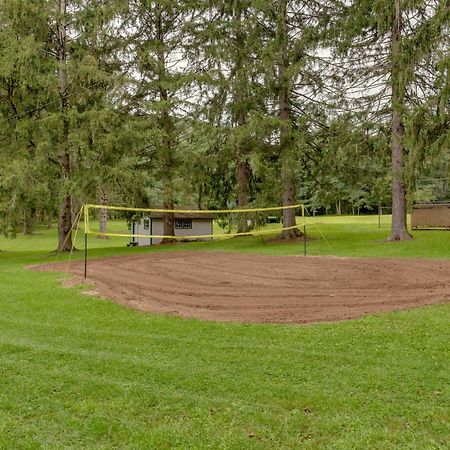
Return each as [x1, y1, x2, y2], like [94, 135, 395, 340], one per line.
[0, 216, 449, 449]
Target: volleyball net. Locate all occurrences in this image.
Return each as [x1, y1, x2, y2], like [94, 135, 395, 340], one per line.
[82, 203, 306, 241]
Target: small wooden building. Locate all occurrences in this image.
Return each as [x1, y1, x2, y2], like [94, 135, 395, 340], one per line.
[132, 212, 215, 246]
[412, 203, 450, 230]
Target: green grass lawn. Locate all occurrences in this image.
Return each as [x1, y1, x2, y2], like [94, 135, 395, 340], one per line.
[0, 216, 449, 449]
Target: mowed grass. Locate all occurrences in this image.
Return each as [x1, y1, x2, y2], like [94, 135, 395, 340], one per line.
[0, 215, 449, 449]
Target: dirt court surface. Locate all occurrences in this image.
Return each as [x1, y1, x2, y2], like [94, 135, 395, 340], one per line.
[35, 251, 450, 324]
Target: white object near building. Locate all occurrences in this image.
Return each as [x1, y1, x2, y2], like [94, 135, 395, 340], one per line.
[132, 212, 215, 246]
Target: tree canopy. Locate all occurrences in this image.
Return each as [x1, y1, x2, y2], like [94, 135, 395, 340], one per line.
[0, 0, 448, 248]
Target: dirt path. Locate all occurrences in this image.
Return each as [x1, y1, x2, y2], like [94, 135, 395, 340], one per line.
[34, 251, 450, 324]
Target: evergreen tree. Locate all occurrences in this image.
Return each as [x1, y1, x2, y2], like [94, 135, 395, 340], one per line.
[190, 1, 265, 231]
[118, 0, 201, 241]
[68, 0, 137, 237]
[336, 0, 449, 240]
[254, 0, 335, 238]
[44, 0, 121, 250]
[0, 0, 51, 238]
[1, 0, 448, 247]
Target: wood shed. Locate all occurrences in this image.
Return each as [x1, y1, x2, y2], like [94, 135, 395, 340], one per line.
[132, 212, 215, 246]
[411, 203, 450, 230]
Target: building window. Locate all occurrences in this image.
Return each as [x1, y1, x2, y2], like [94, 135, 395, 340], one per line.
[175, 219, 192, 229]
[143, 219, 150, 230]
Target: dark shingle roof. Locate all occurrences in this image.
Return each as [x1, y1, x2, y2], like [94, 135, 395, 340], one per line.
[148, 211, 216, 220]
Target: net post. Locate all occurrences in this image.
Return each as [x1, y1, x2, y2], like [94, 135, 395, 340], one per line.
[378, 204, 381, 228]
[83, 205, 88, 279]
[84, 232, 88, 279]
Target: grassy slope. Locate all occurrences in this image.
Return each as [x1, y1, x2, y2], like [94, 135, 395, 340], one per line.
[0, 216, 449, 449]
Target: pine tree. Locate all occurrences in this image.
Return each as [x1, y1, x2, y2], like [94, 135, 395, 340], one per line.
[276, 0, 298, 237]
[254, 0, 335, 239]
[51, 0, 75, 250]
[68, 0, 136, 238]
[335, 0, 449, 240]
[0, 0, 51, 239]
[43, 0, 122, 250]
[117, 0, 202, 241]
[189, 0, 266, 231]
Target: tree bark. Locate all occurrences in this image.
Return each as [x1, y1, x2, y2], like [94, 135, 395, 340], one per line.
[278, 0, 299, 239]
[58, 194, 73, 251]
[71, 201, 79, 230]
[388, 0, 412, 241]
[97, 187, 109, 239]
[56, 0, 74, 251]
[47, 209, 53, 229]
[197, 183, 203, 210]
[22, 210, 32, 235]
[236, 106, 250, 233]
[156, 3, 175, 243]
[236, 88, 249, 232]
[237, 157, 249, 230]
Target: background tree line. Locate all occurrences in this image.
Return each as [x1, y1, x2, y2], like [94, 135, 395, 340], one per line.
[0, 0, 448, 249]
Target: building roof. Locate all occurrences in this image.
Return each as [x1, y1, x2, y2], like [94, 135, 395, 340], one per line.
[148, 211, 216, 220]
[413, 202, 450, 209]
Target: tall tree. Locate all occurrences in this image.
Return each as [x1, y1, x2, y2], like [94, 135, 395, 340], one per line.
[336, 0, 449, 240]
[44, 0, 121, 250]
[255, 0, 335, 238]
[234, 3, 250, 220]
[389, 0, 411, 240]
[120, 1, 201, 241]
[276, 0, 298, 237]
[69, 0, 136, 238]
[53, 0, 74, 250]
[189, 0, 265, 230]
[0, 0, 51, 240]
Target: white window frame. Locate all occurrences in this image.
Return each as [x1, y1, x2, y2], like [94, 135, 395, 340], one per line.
[175, 219, 192, 229]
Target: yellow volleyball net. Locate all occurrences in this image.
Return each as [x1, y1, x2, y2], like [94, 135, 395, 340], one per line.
[81, 203, 306, 279]
[83, 203, 306, 241]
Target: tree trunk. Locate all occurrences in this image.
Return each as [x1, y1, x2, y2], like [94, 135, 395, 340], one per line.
[57, 151, 74, 251]
[442, 160, 448, 197]
[278, 0, 299, 239]
[236, 105, 249, 232]
[47, 209, 53, 229]
[56, 0, 74, 251]
[162, 194, 175, 243]
[58, 194, 73, 251]
[237, 158, 249, 232]
[71, 201, 78, 230]
[22, 210, 32, 235]
[97, 187, 109, 239]
[161, 136, 175, 241]
[156, 3, 175, 243]
[236, 99, 250, 232]
[388, 0, 412, 241]
[197, 183, 203, 210]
